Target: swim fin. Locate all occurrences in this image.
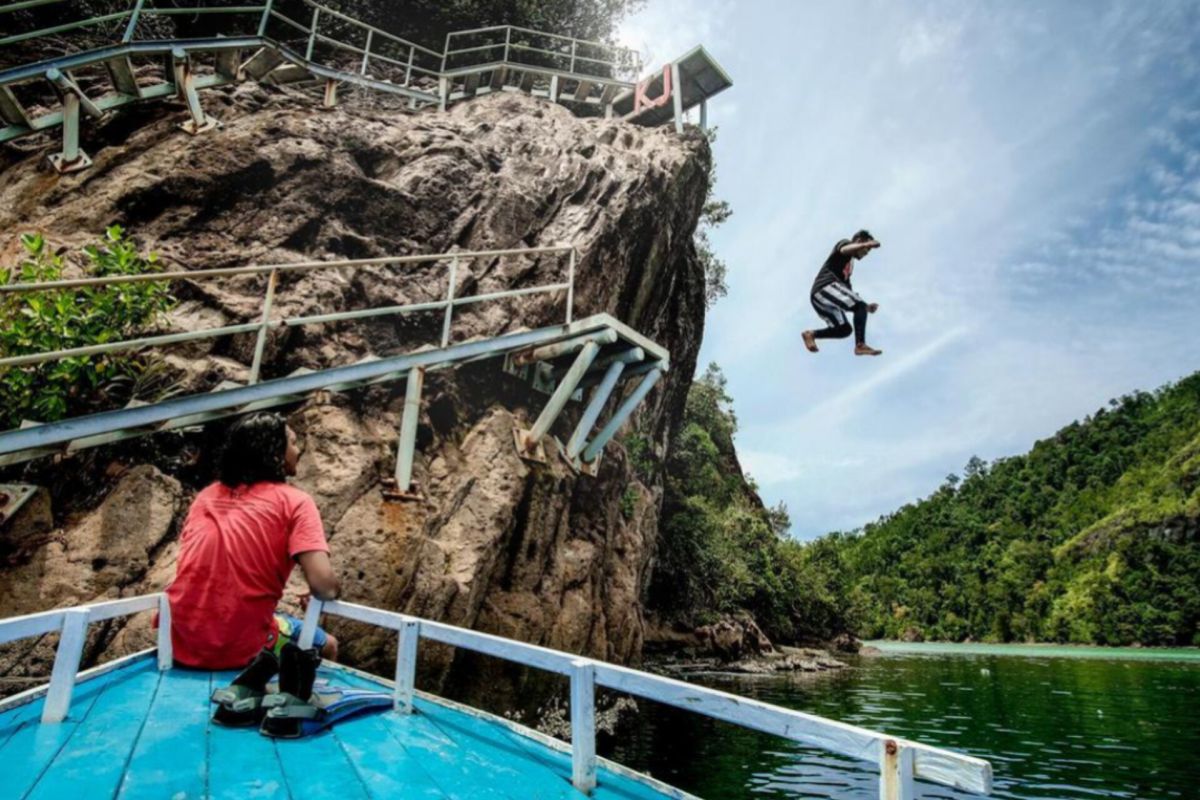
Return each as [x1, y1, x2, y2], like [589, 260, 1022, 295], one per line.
[211, 647, 279, 727]
[259, 643, 392, 739]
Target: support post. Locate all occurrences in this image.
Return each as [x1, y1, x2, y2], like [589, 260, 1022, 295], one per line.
[361, 30, 374, 75]
[122, 0, 146, 42]
[394, 618, 419, 713]
[441, 257, 457, 347]
[394, 367, 424, 492]
[248, 268, 278, 384]
[46, 68, 100, 173]
[879, 739, 916, 800]
[581, 367, 662, 464]
[671, 61, 684, 134]
[570, 659, 597, 793]
[257, 0, 274, 37]
[42, 608, 89, 723]
[566, 360, 625, 461]
[700, 99, 708, 131]
[156, 593, 173, 670]
[550, 74, 559, 103]
[323, 79, 338, 108]
[519, 341, 600, 458]
[297, 598, 323, 650]
[565, 248, 576, 323]
[306, 7, 320, 61]
[438, 77, 448, 112]
[173, 49, 218, 134]
[569, 41, 577, 74]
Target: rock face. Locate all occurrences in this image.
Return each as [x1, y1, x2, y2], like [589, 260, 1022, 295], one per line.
[0, 85, 711, 691]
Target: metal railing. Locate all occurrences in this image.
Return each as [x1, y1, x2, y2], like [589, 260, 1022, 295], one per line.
[442, 25, 640, 82]
[0, 246, 578, 385]
[299, 598, 994, 799]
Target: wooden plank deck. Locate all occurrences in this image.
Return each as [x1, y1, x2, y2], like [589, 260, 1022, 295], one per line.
[0, 655, 680, 800]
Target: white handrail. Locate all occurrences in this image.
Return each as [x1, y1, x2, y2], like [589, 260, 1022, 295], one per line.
[0, 593, 169, 723]
[304, 599, 993, 799]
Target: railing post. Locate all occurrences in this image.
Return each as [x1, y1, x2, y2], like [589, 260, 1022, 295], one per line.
[306, 7, 320, 61]
[360, 29, 373, 75]
[404, 43, 414, 86]
[565, 248, 576, 324]
[42, 608, 90, 723]
[504, 27, 511, 64]
[879, 739, 916, 800]
[248, 268, 278, 384]
[570, 658, 597, 793]
[441, 256, 457, 347]
[569, 40, 577, 73]
[122, 0, 146, 43]
[394, 367, 424, 492]
[394, 618, 419, 713]
[297, 598, 323, 650]
[256, 0, 274, 37]
[156, 593, 173, 670]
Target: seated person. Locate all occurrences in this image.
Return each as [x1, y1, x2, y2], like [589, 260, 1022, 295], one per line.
[166, 412, 339, 670]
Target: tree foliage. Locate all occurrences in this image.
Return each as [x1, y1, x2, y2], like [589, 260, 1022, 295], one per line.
[823, 373, 1200, 646]
[648, 363, 855, 643]
[0, 228, 176, 429]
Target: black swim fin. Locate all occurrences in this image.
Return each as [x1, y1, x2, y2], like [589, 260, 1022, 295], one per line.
[211, 647, 279, 727]
[259, 642, 321, 738]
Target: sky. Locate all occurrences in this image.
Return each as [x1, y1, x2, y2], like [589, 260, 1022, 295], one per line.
[619, 1, 1200, 539]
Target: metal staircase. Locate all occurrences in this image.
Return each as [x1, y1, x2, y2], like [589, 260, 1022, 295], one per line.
[0, 0, 733, 172]
[0, 246, 669, 493]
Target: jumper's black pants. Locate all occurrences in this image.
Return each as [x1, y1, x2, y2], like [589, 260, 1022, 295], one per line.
[810, 283, 867, 345]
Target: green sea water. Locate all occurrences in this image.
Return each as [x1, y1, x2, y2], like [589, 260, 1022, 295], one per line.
[603, 643, 1200, 799]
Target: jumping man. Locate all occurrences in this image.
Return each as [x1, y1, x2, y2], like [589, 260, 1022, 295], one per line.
[802, 230, 883, 356]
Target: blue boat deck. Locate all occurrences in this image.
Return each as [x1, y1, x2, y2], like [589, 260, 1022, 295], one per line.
[0, 654, 681, 800]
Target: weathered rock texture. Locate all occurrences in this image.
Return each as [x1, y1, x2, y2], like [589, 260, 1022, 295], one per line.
[0, 85, 711, 693]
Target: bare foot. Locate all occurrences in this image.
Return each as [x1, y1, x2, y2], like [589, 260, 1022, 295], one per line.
[802, 331, 819, 353]
[855, 343, 882, 356]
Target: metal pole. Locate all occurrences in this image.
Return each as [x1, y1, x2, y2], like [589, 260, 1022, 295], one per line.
[122, 0, 146, 42]
[441, 257, 457, 347]
[566, 360, 624, 460]
[403, 44, 413, 85]
[504, 27, 511, 64]
[671, 61, 684, 134]
[394, 618, 419, 713]
[581, 367, 662, 463]
[306, 7, 319, 61]
[879, 740, 916, 800]
[60, 92, 81, 163]
[394, 367, 423, 491]
[524, 341, 599, 452]
[565, 248, 576, 323]
[248, 268, 278, 384]
[570, 659, 597, 793]
[700, 99, 708, 131]
[256, 0, 274, 37]
[569, 40, 577, 73]
[360, 29, 373, 75]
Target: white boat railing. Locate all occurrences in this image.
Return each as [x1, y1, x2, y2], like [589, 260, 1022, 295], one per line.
[0, 593, 993, 799]
[0, 593, 171, 723]
[298, 598, 994, 799]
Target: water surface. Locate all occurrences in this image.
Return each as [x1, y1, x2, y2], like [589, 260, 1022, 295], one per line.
[603, 644, 1199, 799]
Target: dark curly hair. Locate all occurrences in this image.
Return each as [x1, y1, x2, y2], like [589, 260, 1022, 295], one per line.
[851, 229, 876, 243]
[218, 412, 289, 487]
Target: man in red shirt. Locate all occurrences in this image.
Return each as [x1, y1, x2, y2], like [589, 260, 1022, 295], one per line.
[166, 412, 340, 670]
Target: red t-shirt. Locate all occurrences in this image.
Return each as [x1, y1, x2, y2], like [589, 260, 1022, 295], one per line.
[166, 481, 329, 669]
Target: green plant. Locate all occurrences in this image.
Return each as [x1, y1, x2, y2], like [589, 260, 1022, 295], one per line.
[620, 486, 639, 521]
[0, 227, 176, 428]
[622, 432, 657, 481]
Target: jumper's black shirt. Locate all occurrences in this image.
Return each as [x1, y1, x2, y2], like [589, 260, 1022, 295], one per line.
[811, 239, 853, 294]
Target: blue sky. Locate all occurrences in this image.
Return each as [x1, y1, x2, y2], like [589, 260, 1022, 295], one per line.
[620, 1, 1200, 538]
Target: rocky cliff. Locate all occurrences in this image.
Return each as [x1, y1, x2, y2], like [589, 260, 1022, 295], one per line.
[0, 83, 712, 692]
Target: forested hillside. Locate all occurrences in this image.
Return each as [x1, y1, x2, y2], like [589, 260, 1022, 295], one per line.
[826, 371, 1200, 647]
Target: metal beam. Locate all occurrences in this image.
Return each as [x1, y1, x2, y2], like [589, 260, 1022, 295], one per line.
[566, 360, 624, 460]
[581, 367, 662, 463]
[394, 367, 423, 492]
[0, 317, 625, 462]
[519, 340, 599, 456]
[172, 49, 218, 134]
